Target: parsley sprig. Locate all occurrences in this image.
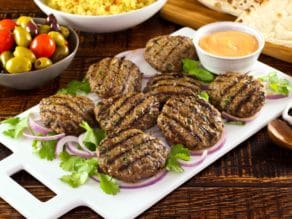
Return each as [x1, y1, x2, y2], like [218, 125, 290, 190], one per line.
[59, 151, 120, 195]
[259, 72, 292, 96]
[32, 133, 57, 161]
[80, 121, 106, 151]
[58, 80, 91, 96]
[166, 144, 191, 173]
[1, 115, 29, 139]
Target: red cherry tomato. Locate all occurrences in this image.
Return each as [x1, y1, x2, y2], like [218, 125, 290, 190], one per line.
[0, 29, 14, 53]
[30, 34, 56, 58]
[0, 19, 16, 31]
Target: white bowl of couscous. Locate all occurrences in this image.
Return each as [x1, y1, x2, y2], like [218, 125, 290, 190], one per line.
[34, 0, 167, 32]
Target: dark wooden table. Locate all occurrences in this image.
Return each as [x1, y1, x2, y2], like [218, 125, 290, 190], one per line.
[0, 1, 291, 218]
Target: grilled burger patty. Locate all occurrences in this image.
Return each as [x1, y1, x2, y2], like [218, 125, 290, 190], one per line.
[208, 73, 265, 118]
[97, 129, 169, 183]
[144, 73, 201, 105]
[40, 94, 95, 135]
[144, 35, 196, 72]
[86, 57, 142, 98]
[94, 92, 160, 132]
[157, 96, 224, 151]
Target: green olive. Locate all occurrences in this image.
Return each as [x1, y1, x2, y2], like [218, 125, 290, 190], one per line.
[16, 16, 33, 28]
[0, 51, 13, 68]
[13, 26, 32, 47]
[48, 31, 67, 46]
[60, 26, 70, 38]
[13, 46, 36, 63]
[34, 57, 52, 69]
[39, 24, 51, 34]
[6, 57, 32, 73]
[51, 45, 69, 62]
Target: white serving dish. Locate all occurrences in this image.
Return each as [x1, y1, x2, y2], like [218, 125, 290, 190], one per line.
[0, 27, 291, 219]
[33, 0, 167, 33]
[193, 22, 265, 74]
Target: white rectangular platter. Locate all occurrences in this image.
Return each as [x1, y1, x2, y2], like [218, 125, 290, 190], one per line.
[0, 27, 291, 219]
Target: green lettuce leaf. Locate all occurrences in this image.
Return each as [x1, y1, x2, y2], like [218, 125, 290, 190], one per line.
[182, 59, 215, 82]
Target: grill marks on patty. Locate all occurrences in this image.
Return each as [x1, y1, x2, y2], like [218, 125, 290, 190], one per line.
[144, 35, 196, 72]
[97, 129, 169, 183]
[86, 57, 142, 98]
[94, 93, 160, 132]
[208, 73, 265, 118]
[157, 96, 224, 151]
[144, 73, 201, 105]
[40, 94, 95, 135]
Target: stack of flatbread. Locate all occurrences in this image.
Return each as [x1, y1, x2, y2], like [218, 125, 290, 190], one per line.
[197, 0, 292, 48]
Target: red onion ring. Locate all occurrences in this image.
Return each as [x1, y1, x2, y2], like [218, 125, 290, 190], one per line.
[266, 94, 288, 100]
[91, 170, 167, 189]
[222, 111, 259, 123]
[191, 130, 227, 156]
[67, 142, 95, 158]
[180, 150, 207, 167]
[78, 133, 96, 155]
[28, 116, 51, 135]
[23, 130, 65, 141]
[55, 136, 79, 157]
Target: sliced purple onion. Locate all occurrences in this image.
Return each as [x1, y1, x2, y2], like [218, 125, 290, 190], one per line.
[78, 133, 96, 155]
[222, 111, 259, 123]
[191, 130, 227, 156]
[55, 136, 79, 157]
[180, 150, 207, 167]
[266, 94, 288, 100]
[67, 142, 95, 158]
[23, 130, 65, 141]
[91, 170, 167, 189]
[28, 115, 51, 135]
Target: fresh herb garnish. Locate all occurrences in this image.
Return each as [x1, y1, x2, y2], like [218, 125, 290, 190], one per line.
[182, 58, 215, 82]
[1, 115, 29, 139]
[198, 91, 209, 101]
[166, 144, 191, 173]
[58, 80, 91, 96]
[99, 173, 120, 195]
[225, 121, 245, 126]
[33, 133, 57, 161]
[259, 72, 292, 96]
[59, 151, 120, 195]
[80, 121, 106, 151]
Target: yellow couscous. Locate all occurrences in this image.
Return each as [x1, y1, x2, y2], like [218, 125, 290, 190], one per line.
[45, 0, 156, 16]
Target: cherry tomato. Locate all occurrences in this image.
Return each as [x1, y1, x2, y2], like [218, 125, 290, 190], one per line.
[0, 30, 14, 53]
[0, 19, 16, 31]
[30, 34, 56, 58]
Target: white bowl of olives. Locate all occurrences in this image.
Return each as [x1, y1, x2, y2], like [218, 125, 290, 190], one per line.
[0, 15, 79, 90]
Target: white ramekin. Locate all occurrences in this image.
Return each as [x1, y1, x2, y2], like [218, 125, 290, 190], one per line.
[193, 22, 265, 74]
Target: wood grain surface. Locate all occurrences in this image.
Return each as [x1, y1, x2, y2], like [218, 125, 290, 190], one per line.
[0, 1, 291, 218]
[160, 0, 292, 63]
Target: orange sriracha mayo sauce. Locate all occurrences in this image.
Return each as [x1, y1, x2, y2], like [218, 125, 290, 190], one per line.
[199, 30, 258, 57]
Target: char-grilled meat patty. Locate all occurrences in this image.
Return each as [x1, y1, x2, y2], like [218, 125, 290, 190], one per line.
[157, 96, 224, 151]
[144, 35, 196, 72]
[40, 94, 95, 135]
[144, 73, 201, 105]
[86, 57, 142, 98]
[208, 73, 265, 118]
[94, 92, 160, 132]
[97, 129, 169, 183]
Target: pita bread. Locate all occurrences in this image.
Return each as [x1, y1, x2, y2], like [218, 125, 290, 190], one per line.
[237, 0, 292, 48]
[197, 0, 268, 16]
